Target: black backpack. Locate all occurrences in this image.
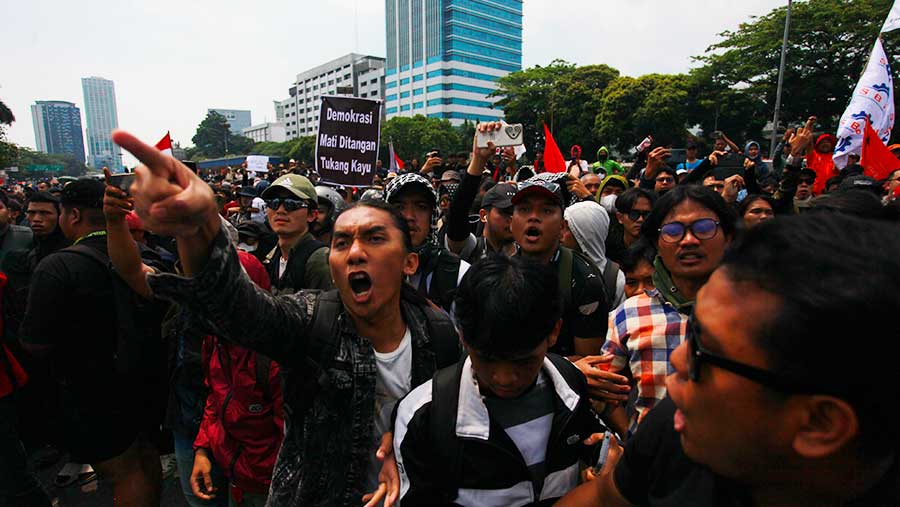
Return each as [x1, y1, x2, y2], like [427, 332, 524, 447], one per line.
[282, 288, 461, 421]
[63, 244, 163, 376]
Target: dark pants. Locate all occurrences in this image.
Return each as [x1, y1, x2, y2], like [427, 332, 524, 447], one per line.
[0, 395, 52, 506]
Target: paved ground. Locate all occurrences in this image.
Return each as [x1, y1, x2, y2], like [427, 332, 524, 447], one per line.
[34, 454, 189, 507]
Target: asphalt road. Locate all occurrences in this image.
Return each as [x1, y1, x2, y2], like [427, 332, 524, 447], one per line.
[35, 456, 190, 507]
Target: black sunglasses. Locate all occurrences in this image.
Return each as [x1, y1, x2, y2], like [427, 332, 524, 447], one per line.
[626, 210, 651, 221]
[659, 218, 719, 243]
[266, 198, 309, 212]
[687, 314, 825, 394]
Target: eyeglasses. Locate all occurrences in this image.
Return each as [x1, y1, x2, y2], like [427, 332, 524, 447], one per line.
[687, 314, 825, 394]
[265, 198, 310, 212]
[656, 177, 675, 184]
[626, 210, 651, 221]
[659, 218, 719, 243]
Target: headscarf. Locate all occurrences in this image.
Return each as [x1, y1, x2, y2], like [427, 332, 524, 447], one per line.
[383, 172, 439, 247]
[744, 140, 770, 179]
[564, 201, 611, 272]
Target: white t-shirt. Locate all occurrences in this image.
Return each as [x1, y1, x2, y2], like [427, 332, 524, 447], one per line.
[366, 327, 413, 496]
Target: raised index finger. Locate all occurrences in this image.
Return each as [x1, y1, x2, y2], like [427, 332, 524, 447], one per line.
[111, 130, 172, 178]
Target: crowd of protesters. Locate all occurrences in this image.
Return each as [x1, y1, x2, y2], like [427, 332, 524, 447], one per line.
[0, 115, 897, 507]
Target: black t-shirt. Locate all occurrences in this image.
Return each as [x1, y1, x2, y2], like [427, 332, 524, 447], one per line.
[548, 247, 609, 356]
[614, 397, 900, 507]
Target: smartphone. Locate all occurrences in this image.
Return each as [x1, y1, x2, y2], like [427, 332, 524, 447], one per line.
[716, 152, 745, 170]
[592, 432, 613, 474]
[107, 172, 136, 194]
[476, 123, 525, 148]
[666, 149, 687, 168]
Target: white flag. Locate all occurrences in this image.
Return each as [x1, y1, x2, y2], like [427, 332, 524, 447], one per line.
[882, 0, 900, 33]
[833, 38, 895, 169]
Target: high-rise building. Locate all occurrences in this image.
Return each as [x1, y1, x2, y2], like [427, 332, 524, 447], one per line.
[275, 53, 386, 139]
[208, 109, 252, 135]
[384, 0, 523, 125]
[31, 101, 86, 162]
[82, 76, 123, 170]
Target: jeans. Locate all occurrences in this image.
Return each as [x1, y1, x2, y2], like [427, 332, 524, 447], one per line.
[173, 428, 227, 507]
[0, 395, 52, 507]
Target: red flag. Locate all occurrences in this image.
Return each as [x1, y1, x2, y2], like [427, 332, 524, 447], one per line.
[389, 141, 405, 171]
[542, 123, 566, 173]
[155, 132, 173, 156]
[861, 120, 900, 181]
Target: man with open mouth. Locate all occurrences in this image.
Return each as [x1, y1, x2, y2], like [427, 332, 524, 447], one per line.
[111, 130, 462, 507]
[383, 172, 469, 314]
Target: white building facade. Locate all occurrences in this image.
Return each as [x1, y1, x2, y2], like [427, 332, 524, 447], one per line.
[242, 122, 287, 143]
[276, 53, 386, 139]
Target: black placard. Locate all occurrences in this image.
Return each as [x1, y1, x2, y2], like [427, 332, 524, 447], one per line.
[315, 96, 382, 187]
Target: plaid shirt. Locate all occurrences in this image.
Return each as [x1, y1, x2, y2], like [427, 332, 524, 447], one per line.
[601, 289, 688, 435]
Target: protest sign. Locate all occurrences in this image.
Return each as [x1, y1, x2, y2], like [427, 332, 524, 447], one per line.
[315, 96, 382, 187]
[246, 155, 269, 174]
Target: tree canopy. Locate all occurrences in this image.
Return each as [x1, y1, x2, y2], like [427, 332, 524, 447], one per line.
[190, 111, 254, 159]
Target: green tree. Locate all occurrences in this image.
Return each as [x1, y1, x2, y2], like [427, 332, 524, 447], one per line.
[0, 99, 17, 169]
[379, 115, 462, 166]
[287, 136, 317, 165]
[695, 0, 900, 133]
[595, 74, 693, 153]
[191, 111, 254, 159]
[15, 147, 89, 176]
[492, 61, 620, 159]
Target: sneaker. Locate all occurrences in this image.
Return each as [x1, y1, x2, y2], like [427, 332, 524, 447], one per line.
[160, 453, 177, 480]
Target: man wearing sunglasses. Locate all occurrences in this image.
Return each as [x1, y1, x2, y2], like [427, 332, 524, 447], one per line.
[260, 174, 333, 294]
[559, 212, 899, 507]
[600, 185, 735, 437]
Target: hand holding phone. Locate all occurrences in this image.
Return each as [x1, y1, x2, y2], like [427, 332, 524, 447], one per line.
[592, 432, 613, 474]
[476, 123, 524, 148]
[107, 172, 137, 195]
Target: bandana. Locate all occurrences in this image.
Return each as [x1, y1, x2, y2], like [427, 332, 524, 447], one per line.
[522, 172, 578, 207]
[383, 172, 439, 247]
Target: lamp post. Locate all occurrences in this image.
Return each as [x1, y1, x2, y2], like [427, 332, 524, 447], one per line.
[770, 0, 793, 159]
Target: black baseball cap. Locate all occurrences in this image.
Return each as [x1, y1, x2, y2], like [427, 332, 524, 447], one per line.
[838, 175, 879, 193]
[60, 178, 104, 209]
[512, 178, 565, 208]
[481, 183, 517, 210]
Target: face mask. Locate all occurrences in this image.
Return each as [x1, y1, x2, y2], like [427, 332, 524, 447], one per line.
[600, 194, 618, 214]
[237, 242, 257, 252]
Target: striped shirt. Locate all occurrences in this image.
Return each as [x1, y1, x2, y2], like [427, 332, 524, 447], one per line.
[483, 372, 555, 495]
[601, 290, 688, 435]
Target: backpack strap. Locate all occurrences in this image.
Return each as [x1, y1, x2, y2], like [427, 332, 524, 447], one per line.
[602, 260, 620, 304]
[557, 247, 575, 312]
[429, 361, 466, 502]
[427, 250, 462, 311]
[420, 304, 462, 369]
[283, 290, 342, 420]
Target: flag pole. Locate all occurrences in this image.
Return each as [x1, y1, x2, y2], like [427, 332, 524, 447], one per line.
[770, 0, 793, 159]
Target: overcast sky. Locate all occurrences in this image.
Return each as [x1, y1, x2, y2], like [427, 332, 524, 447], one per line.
[3, 0, 784, 165]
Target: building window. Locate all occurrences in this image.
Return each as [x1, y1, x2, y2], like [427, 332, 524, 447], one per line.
[361, 93, 368, 97]
[370, 79, 378, 85]
[371, 90, 378, 96]
[345, 74, 352, 80]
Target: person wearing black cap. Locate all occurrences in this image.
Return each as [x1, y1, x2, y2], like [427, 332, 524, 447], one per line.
[445, 123, 518, 263]
[227, 186, 265, 226]
[19, 178, 165, 506]
[510, 174, 610, 360]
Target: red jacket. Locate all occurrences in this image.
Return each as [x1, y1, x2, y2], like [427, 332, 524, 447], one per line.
[0, 272, 28, 399]
[194, 252, 284, 492]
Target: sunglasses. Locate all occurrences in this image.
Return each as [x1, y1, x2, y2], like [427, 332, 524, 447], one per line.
[656, 177, 675, 184]
[266, 198, 310, 212]
[626, 210, 651, 221]
[659, 218, 719, 243]
[687, 314, 825, 394]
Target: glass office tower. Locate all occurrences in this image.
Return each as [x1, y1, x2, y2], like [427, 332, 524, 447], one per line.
[384, 0, 523, 125]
